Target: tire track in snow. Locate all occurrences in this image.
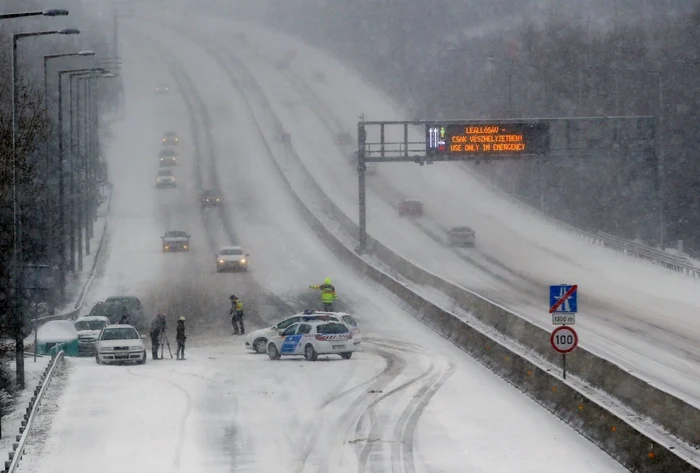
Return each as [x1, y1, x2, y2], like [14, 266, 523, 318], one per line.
[127, 368, 194, 472]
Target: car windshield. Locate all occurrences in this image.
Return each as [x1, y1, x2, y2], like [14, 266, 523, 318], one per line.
[75, 320, 107, 331]
[158, 170, 173, 176]
[100, 327, 139, 340]
[165, 231, 188, 238]
[316, 323, 349, 334]
[164, 132, 177, 137]
[203, 190, 220, 197]
[220, 248, 243, 255]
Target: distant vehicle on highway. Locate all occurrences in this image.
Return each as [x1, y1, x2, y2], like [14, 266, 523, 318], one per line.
[216, 246, 249, 272]
[161, 131, 179, 146]
[335, 131, 353, 146]
[398, 198, 423, 217]
[200, 188, 223, 208]
[155, 84, 170, 94]
[75, 316, 110, 356]
[159, 148, 177, 167]
[155, 169, 176, 188]
[447, 226, 476, 247]
[95, 325, 147, 365]
[245, 310, 361, 354]
[266, 318, 355, 361]
[162, 230, 190, 252]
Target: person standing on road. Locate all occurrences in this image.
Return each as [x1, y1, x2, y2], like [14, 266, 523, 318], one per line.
[310, 277, 336, 311]
[176, 316, 187, 360]
[150, 313, 167, 360]
[229, 295, 245, 335]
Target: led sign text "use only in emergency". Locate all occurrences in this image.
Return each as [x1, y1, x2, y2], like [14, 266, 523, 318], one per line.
[426, 122, 550, 157]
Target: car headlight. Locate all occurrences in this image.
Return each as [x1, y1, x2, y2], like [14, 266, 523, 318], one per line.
[240, 258, 246, 264]
[157, 178, 161, 182]
[183, 245, 188, 249]
[160, 158, 164, 161]
[131, 346, 142, 351]
[165, 245, 170, 249]
[218, 259, 225, 264]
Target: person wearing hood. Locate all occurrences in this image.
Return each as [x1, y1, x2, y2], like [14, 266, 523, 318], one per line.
[309, 277, 336, 311]
[176, 316, 187, 360]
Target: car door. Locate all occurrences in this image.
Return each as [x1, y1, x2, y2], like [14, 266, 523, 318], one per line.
[279, 323, 302, 355]
[341, 315, 361, 343]
[295, 323, 313, 354]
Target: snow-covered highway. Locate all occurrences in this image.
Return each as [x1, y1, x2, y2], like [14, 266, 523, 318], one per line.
[15, 15, 627, 473]
[132, 12, 700, 408]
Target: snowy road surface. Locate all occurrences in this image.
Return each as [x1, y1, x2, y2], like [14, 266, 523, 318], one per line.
[15, 17, 627, 473]
[126, 11, 700, 408]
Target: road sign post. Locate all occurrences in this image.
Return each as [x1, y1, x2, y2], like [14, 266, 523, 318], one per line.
[550, 325, 578, 379]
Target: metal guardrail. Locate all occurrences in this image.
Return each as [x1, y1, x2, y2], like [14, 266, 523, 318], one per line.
[2, 345, 65, 473]
[464, 166, 700, 278]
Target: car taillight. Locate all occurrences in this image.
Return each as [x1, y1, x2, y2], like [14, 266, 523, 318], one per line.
[315, 335, 328, 341]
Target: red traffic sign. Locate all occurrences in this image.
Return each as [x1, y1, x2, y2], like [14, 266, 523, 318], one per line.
[550, 326, 578, 354]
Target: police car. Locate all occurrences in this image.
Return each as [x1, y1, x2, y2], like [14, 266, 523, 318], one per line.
[267, 319, 355, 361]
[245, 310, 361, 354]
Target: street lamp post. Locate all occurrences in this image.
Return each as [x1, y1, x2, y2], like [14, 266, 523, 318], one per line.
[0, 9, 68, 20]
[56, 67, 103, 305]
[11, 27, 80, 390]
[43, 50, 94, 307]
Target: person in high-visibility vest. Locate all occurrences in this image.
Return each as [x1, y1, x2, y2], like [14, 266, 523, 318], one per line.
[309, 277, 336, 311]
[229, 295, 245, 335]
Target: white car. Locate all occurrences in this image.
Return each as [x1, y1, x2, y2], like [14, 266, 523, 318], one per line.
[245, 310, 361, 354]
[74, 316, 110, 356]
[95, 325, 147, 365]
[216, 246, 249, 272]
[267, 319, 355, 361]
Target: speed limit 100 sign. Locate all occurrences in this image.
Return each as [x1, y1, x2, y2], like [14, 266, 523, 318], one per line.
[550, 326, 578, 354]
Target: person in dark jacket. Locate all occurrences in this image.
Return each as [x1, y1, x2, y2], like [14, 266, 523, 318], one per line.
[150, 313, 167, 360]
[176, 316, 187, 360]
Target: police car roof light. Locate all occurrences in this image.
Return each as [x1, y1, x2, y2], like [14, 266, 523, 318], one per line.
[303, 309, 315, 314]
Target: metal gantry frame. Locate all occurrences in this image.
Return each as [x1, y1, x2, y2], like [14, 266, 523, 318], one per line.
[355, 117, 658, 253]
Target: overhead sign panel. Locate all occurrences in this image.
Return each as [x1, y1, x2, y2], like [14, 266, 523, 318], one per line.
[426, 122, 550, 157]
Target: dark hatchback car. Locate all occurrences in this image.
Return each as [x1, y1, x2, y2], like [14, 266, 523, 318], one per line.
[89, 296, 145, 328]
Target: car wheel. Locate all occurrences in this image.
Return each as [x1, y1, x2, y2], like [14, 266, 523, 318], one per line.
[304, 344, 318, 361]
[254, 338, 267, 354]
[341, 352, 352, 360]
[138, 351, 147, 364]
[267, 343, 281, 360]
